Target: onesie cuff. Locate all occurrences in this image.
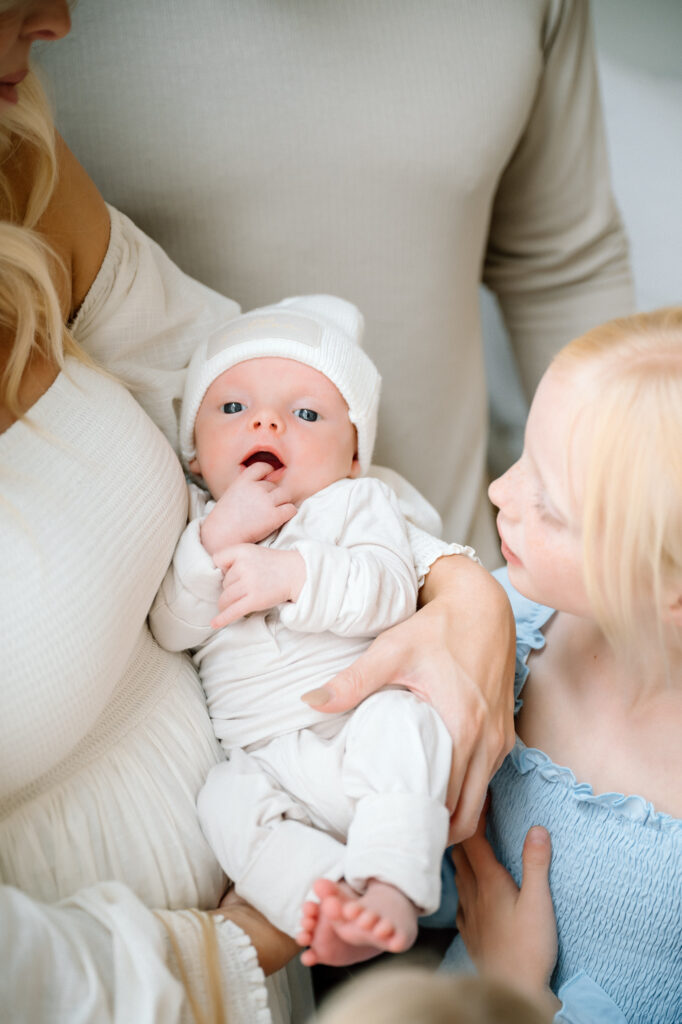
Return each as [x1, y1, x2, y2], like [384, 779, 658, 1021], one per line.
[407, 523, 479, 587]
[174, 518, 224, 604]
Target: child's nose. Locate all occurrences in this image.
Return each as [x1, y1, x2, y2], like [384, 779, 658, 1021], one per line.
[488, 462, 517, 512]
[249, 408, 284, 433]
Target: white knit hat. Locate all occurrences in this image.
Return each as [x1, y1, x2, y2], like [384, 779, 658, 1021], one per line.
[180, 295, 381, 474]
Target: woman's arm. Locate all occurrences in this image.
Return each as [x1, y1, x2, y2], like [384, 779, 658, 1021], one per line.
[0, 881, 274, 1024]
[212, 888, 299, 977]
[304, 553, 516, 841]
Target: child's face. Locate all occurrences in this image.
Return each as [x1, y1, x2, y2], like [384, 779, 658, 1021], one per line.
[488, 364, 592, 617]
[189, 357, 360, 504]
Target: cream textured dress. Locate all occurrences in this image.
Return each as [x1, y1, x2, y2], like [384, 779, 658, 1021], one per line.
[0, 207, 305, 1023]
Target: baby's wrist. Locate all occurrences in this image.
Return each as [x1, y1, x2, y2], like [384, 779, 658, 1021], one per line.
[199, 512, 237, 556]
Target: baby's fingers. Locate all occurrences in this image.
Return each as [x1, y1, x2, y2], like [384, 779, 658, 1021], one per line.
[241, 461, 277, 483]
[270, 501, 298, 529]
[212, 595, 252, 628]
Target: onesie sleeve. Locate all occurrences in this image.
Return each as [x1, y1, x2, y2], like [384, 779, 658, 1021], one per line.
[279, 478, 418, 636]
[0, 882, 270, 1024]
[369, 464, 479, 585]
[149, 485, 223, 651]
[554, 972, 629, 1024]
[70, 204, 241, 456]
[483, 0, 634, 398]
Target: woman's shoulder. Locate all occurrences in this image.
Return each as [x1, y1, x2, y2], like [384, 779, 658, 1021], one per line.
[1, 130, 110, 320]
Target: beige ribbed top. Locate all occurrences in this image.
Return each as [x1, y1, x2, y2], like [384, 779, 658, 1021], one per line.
[43, 0, 634, 565]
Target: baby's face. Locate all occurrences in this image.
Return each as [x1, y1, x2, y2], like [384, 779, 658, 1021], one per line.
[189, 357, 359, 504]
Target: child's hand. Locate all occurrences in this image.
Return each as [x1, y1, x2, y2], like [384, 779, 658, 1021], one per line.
[211, 545, 306, 627]
[200, 463, 298, 556]
[453, 808, 558, 1004]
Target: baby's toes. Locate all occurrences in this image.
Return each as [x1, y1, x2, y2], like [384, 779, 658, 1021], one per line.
[373, 917, 395, 940]
[387, 929, 409, 953]
[300, 948, 319, 967]
[356, 908, 379, 931]
[313, 878, 340, 901]
[321, 894, 345, 921]
[340, 899, 363, 922]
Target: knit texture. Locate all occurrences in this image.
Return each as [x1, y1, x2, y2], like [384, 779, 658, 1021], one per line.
[180, 295, 381, 473]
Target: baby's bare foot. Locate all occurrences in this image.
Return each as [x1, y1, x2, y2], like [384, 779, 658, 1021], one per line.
[327, 878, 418, 953]
[297, 877, 418, 966]
[297, 879, 379, 967]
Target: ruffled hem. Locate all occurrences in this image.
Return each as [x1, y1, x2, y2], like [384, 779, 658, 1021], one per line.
[214, 919, 272, 1024]
[511, 741, 682, 833]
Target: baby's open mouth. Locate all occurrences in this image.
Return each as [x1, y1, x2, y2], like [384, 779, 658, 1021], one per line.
[242, 451, 284, 471]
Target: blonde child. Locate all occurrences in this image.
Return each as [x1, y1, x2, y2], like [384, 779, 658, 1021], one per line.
[444, 308, 682, 1023]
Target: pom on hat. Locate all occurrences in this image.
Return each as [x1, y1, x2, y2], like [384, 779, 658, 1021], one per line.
[180, 295, 381, 474]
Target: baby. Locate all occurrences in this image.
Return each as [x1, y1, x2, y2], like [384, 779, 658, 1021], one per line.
[150, 295, 454, 967]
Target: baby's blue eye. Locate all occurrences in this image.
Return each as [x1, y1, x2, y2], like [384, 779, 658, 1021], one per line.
[294, 408, 319, 422]
[222, 402, 244, 414]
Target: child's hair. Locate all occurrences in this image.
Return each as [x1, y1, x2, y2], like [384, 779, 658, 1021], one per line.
[552, 307, 682, 661]
[314, 966, 551, 1024]
[0, 69, 87, 422]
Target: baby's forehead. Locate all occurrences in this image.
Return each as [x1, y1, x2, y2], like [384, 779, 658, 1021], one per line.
[206, 357, 349, 406]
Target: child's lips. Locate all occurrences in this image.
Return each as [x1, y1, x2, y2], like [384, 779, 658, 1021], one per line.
[497, 518, 522, 567]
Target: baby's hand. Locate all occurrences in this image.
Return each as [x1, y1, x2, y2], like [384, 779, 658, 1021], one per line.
[212, 545, 306, 628]
[200, 463, 297, 556]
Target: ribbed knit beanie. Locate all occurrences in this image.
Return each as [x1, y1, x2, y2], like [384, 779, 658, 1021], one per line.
[180, 295, 380, 474]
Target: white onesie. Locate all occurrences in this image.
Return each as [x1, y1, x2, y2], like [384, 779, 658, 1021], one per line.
[150, 475, 452, 937]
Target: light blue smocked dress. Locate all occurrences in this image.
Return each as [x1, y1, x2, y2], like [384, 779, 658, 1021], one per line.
[440, 569, 682, 1024]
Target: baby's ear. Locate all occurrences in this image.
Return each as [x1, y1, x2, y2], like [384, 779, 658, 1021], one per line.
[349, 455, 362, 479]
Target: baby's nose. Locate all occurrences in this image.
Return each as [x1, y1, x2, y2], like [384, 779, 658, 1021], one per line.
[249, 408, 283, 432]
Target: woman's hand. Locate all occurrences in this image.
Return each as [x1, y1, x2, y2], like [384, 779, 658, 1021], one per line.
[303, 554, 516, 841]
[453, 810, 559, 1011]
[211, 888, 298, 976]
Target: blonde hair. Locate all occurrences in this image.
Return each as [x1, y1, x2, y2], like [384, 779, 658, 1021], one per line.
[553, 307, 682, 659]
[0, 68, 87, 422]
[315, 966, 551, 1024]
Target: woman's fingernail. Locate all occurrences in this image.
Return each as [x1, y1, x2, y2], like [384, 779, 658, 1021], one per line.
[302, 686, 332, 707]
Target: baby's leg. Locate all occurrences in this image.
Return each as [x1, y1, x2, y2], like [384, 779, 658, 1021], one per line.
[198, 748, 346, 938]
[297, 877, 418, 967]
[297, 691, 452, 966]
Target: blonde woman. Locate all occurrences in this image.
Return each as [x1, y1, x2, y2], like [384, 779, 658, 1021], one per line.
[0, 3, 515, 1020]
[446, 310, 682, 1023]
